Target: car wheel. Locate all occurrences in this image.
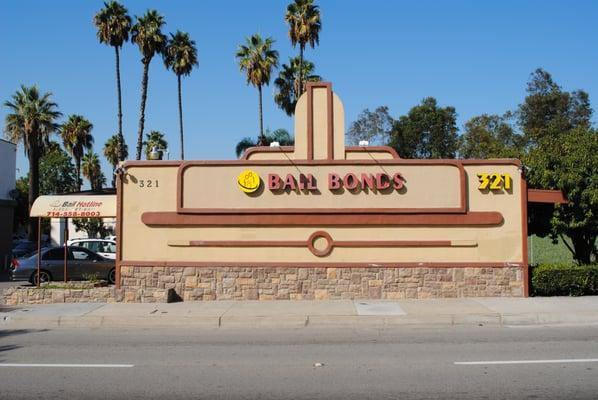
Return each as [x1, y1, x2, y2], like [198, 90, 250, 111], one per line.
[108, 268, 116, 285]
[31, 270, 52, 285]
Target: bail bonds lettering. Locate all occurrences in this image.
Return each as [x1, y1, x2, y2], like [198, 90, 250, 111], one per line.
[264, 172, 405, 193]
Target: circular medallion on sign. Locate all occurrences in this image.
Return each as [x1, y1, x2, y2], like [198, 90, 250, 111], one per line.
[237, 170, 261, 193]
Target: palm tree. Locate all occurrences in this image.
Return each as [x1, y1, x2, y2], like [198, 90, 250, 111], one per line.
[131, 10, 167, 160]
[60, 115, 94, 191]
[93, 1, 131, 162]
[285, 0, 321, 98]
[163, 31, 198, 160]
[82, 151, 106, 191]
[236, 34, 279, 145]
[103, 134, 128, 187]
[4, 85, 61, 241]
[274, 56, 322, 116]
[143, 130, 168, 159]
[235, 128, 294, 158]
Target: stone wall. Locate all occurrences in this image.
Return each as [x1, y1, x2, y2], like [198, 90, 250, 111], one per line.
[120, 266, 524, 302]
[1, 286, 123, 305]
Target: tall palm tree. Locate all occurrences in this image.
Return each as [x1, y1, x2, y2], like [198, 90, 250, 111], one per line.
[82, 151, 106, 191]
[60, 115, 94, 191]
[142, 130, 168, 159]
[236, 34, 279, 145]
[285, 0, 321, 98]
[93, 1, 131, 163]
[4, 85, 61, 241]
[274, 56, 321, 116]
[163, 31, 198, 160]
[103, 134, 128, 187]
[131, 10, 167, 160]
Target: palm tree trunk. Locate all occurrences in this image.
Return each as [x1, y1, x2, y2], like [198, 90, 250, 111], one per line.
[178, 74, 184, 160]
[258, 85, 265, 145]
[27, 140, 39, 242]
[115, 46, 124, 162]
[298, 45, 304, 96]
[75, 158, 81, 191]
[136, 60, 150, 160]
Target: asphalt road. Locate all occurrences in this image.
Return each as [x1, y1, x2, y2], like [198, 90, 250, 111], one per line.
[0, 324, 597, 400]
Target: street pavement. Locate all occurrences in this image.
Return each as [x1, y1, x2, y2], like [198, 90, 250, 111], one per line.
[2, 296, 598, 329]
[0, 324, 597, 399]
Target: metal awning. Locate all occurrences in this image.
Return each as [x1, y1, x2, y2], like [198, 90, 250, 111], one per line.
[30, 195, 117, 218]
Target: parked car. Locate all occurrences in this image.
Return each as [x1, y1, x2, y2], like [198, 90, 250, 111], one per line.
[9, 246, 116, 285]
[66, 239, 116, 260]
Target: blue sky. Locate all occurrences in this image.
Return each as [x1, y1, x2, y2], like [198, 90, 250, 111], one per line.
[2, 0, 597, 182]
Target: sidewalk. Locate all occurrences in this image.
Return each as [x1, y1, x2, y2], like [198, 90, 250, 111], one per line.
[1, 297, 598, 329]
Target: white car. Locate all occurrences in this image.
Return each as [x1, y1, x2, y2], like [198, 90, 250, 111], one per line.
[66, 239, 116, 260]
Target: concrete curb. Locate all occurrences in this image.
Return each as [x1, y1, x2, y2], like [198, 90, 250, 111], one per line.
[3, 311, 598, 329]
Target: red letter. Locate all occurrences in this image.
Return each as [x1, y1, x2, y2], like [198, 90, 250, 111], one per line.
[284, 174, 297, 190]
[393, 173, 405, 190]
[268, 174, 281, 190]
[328, 173, 341, 190]
[306, 174, 317, 190]
[376, 173, 390, 190]
[344, 173, 359, 190]
[360, 173, 375, 190]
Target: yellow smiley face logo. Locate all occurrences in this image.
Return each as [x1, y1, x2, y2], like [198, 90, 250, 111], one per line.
[237, 170, 261, 193]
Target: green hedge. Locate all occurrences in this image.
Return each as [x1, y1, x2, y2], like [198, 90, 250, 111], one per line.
[531, 264, 598, 296]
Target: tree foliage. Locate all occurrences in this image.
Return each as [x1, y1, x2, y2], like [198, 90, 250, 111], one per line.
[39, 142, 78, 194]
[347, 106, 394, 146]
[388, 97, 458, 158]
[163, 30, 198, 160]
[284, 0, 321, 97]
[236, 34, 279, 144]
[274, 56, 321, 116]
[459, 113, 525, 159]
[525, 128, 598, 264]
[81, 151, 105, 191]
[519, 69, 596, 264]
[4, 85, 61, 240]
[93, 1, 131, 163]
[104, 134, 128, 187]
[60, 114, 94, 191]
[519, 68, 591, 145]
[72, 218, 108, 239]
[235, 128, 294, 158]
[143, 130, 168, 159]
[131, 9, 167, 160]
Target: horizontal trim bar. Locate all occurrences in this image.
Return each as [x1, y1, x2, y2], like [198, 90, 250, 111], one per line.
[168, 240, 477, 248]
[142, 212, 503, 226]
[527, 189, 567, 204]
[119, 261, 524, 269]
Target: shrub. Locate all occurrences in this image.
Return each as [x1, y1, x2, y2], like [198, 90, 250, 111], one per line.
[531, 264, 598, 296]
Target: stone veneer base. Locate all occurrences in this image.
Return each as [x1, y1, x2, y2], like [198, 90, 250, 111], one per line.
[1, 266, 524, 305]
[120, 266, 524, 302]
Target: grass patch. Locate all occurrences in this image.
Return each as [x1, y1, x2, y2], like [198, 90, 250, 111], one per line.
[528, 235, 574, 265]
[32, 281, 108, 290]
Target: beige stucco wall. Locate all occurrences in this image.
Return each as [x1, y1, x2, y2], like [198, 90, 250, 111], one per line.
[120, 163, 523, 265]
[180, 163, 462, 211]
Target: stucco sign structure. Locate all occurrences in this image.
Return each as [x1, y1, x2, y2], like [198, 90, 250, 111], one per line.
[117, 82, 563, 300]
